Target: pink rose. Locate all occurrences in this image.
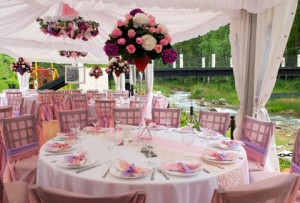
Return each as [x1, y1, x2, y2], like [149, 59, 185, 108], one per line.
[154, 27, 162, 34]
[111, 28, 122, 38]
[87, 27, 93, 32]
[124, 14, 132, 26]
[136, 37, 142, 44]
[117, 20, 125, 27]
[154, 45, 163, 53]
[164, 34, 172, 43]
[128, 29, 136, 38]
[126, 44, 136, 54]
[159, 39, 169, 46]
[117, 38, 126, 45]
[148, 15, 156, 27]
[148, 27, 155, 33]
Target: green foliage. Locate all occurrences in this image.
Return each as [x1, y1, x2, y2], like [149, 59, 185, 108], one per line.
[0, 81, 8, 91]
[279, 158, 291, 172]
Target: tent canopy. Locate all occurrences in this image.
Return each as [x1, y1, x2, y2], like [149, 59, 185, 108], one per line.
[0, 0, 285, 64]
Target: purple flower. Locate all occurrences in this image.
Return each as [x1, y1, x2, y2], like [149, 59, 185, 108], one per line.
[78, 22, 87, 31]
[162, 49, 178, 64]
[103, 43, 119, 56]
[129, 8, 144, 17]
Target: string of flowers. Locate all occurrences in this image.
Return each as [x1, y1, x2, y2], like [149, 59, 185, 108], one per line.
[89, 66, 103, 79]
[103, 8, 178, 65]
[105, 56, 130, 77]
[36, 15, 99, 41]
[11, 57, 33, 76]
[59, 50, 88, 59]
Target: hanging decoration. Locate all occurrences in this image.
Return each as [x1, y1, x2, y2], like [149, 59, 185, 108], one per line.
[89, 66, 103, 79]
[36, 3, 99, 41]
[11, 57, 33, 76]
[59, 50, 88, 59]
[105, 56, 130, 77]
[103, 8, 178, 72]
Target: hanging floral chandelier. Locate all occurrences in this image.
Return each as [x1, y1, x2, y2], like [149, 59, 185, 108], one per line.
[11, 57, 33, 75]
[89, 66, 103, 79]
[59, 50, 88, 59]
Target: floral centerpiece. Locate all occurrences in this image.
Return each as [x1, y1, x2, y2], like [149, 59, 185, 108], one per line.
[105, 56, 130, 77]
[11, 57, 33, 75]
[89, 66, 103, 79]
[59, 50, 88, 59]
[36, 16, 99, 41]
[103, 8, 178, 72]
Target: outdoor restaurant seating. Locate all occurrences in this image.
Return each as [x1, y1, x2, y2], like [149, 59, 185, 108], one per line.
[113, 107, 142, 126]
[1, 114, 39, 184]
[152, 108, 181, 128]
[5, 91, 22, 99]
[94, 99, 116, 128]
[57, 109, 89, 133]
[0, 177, 29, 203]
[210, 173, 300, 203]
[7, 97, 24, 117]
[199, 110, 230, 136]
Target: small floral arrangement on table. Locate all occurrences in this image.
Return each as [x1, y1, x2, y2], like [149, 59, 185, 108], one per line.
[11, 57, 33, 75]
[89, 66, 103, 79]
[105, 56, 130, 77]
[36, 15, 99, 41]
[59, 50, 88, 59]
[103, 8, 178, 71]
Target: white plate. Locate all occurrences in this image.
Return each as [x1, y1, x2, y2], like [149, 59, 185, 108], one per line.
[161, 160, 203, 177]
[209, 141, 240, 150]
[109, 167, 149, 179]
[150, 126, 167, 131]
[57, 156, 96, 169]
[202, 152, 238, 164]
[56, 133, 77, 140]
[44, 141, 76, 152]
[173, 128, 193, 134]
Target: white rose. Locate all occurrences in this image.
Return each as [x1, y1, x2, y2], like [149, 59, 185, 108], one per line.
[157, 24, 168, 35]
[133, 13, 149, 28]
[141, 34, 157, 51]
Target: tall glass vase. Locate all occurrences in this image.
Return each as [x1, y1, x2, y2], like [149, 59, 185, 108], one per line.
[133, 56, 150, 139]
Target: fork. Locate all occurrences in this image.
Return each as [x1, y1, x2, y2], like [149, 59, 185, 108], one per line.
[157, 168, 170, 180]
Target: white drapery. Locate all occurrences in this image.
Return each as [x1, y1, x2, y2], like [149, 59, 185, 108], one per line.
[230, 0, 298, 172]
[17, 72, 30, 92]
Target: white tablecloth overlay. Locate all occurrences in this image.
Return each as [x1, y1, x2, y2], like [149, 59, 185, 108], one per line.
[37, 129, 249, 203]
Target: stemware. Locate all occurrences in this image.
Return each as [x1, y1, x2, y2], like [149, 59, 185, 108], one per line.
[181, 132, 195, 160]
[114, 114, 122, 130]
[144, 131, 157, 166]
[103, 129, 117, 165]
[163, 118, 171, 133]
[91, 116, 100, 127]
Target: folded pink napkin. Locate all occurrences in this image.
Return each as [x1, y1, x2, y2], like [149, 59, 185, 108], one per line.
[117, 159, 149, 177]
[46, 141, 70, 151]
[219, 140, 244, 148]
[64, 151, 87, 167]
[206, 150, 236, 161]
[162, 161, 202, 174]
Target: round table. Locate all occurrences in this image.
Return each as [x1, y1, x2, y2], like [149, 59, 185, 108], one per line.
[37, 128, 249, 203]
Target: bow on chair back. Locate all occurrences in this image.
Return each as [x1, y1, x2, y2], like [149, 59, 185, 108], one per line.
[95, 99, 116, 128]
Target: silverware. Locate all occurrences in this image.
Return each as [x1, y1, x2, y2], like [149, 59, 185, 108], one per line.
[102, 166, 111, 178]
[76, 164, 102, 174]
[157, 168, 170, 180]
[51, 160, 57, 163]
[44, 153, 73, 156]
[203, 168, 210, 174]
[150, 167, 156, 181]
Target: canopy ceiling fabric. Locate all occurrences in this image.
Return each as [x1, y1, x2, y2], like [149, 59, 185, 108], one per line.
[0, 0, 286, 63]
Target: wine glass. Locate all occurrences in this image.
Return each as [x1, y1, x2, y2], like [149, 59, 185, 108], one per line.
[181, 132, 195, 160]
[163, 118, 171, 133]
[114, 114, 122, 131]
[103, 130, 117, 165]
[187, 114, 197, 134]
[144, 131, 157, 166]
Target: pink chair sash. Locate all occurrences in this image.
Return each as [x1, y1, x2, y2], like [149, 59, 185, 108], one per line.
[242, 139, 267, 164]
[7, 142, 39, 161]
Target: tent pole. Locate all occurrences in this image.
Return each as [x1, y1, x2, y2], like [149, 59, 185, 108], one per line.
[243, 13, 257, 118]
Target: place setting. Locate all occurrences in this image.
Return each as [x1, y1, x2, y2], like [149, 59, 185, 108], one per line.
[43, 139, 77, 156]
[160, 159, 203, 177]
[201, 149, 239, 165]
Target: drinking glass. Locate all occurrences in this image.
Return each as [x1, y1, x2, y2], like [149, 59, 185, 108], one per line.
[114, 114, 122, 130]
[91, 116, 100, 127]
[163, 118, 171, 133]
[144, 131, 157, 166]
[103, 130, 117, 165]
[181, 132, 195, 159]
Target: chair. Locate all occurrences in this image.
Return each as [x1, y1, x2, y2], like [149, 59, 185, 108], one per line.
[92, 93, 107, 100]
[57, 109, 89, 133]
[240, 116, 275, 171]
[0, 177, 29, 203]
[5, 91, 22, 98]
[29, 185, 146, 203]
[7, 97, 24, 117]
[113, 108, 142, 126]
[72, 93, 87, 100]
[152, 95, 168, 108]
[38, 91, 53, 121]
[0, 106, 12, 118]
[71, 98, 88, 110]
[95, 99, 116, 128]
[199, 110, 230, 136]
[152, 108, 181, 128]
[23, 100, 37, 115]
[1, 114, 39, 184]
[71, 89, 82, 96]
[290, 128, 300, 202]
[52, 91, 65, 119]
[86, 90, 99, 100]
[210, 173, 300, 203]
[130, 100, 148, 121]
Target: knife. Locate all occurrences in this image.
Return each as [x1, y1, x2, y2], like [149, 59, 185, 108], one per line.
[150, 167, 156, 181]
[75, 164, 102, 174]
[44, 152, 73, 156]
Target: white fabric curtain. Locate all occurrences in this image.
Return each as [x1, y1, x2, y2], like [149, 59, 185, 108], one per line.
[112, 73, 125, 91]
[144, 62, 154, 95]
[17, 72, 30, 92]
[230, 0, 298, 172]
